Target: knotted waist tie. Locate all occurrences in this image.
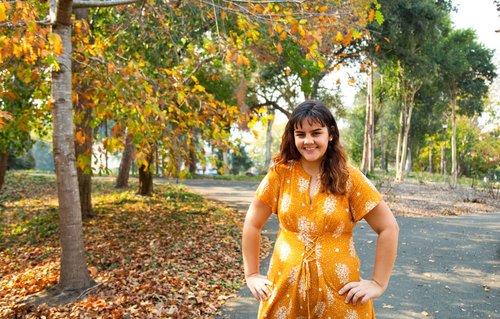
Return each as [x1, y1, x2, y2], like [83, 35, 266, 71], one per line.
[301, 237, 319, 319]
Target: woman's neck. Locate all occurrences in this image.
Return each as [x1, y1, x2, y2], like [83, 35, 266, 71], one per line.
[300, 158, 322, 177]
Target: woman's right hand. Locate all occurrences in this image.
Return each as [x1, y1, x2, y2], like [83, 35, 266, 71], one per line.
[245, 273, 273, 301]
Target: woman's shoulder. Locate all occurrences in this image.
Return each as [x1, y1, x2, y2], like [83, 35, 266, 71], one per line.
[346, 163, 360, 176]
[270, 160, 300, 174]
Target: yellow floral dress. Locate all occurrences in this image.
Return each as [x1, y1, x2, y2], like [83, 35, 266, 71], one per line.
[256, 161, 382, 319]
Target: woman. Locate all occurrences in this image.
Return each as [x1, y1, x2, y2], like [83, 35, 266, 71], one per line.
[242, 100, 399, 318]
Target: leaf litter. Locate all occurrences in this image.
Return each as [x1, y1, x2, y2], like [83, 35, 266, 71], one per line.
[0, 172, 263, 318]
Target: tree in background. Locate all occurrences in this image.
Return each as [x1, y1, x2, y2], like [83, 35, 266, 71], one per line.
[0, 2, 52, 190]
[436, 29, 496, 187]
[372, 0, 451, 180]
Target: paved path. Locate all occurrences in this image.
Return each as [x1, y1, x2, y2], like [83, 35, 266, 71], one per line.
[179, 179, 500, 319]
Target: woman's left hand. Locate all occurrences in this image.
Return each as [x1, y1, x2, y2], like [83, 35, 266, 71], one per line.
[338, 279, 384, 306]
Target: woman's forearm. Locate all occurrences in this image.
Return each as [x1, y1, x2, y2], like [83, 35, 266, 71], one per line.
[371, 224, 399, 290]
[242, 221, 263, 277]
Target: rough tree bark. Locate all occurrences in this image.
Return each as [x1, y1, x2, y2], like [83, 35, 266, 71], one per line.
[138, 150, 154, 196]
[189, 147, 197, 174]
[50, 0, 94, 295]
[115, 133, 134, 188]
[0, 152, 8, 190]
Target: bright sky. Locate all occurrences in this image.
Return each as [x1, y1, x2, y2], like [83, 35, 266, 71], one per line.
[451, 0, 500, 61]
[336, 0, 500, 108]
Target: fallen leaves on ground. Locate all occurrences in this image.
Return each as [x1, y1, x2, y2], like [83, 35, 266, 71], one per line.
[0, 172, 258, 318]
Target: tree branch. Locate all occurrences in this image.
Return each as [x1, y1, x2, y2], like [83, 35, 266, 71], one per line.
[73, 0, 139, 8]
[253, 100, 291, 118]
[0, 18, 51, 28]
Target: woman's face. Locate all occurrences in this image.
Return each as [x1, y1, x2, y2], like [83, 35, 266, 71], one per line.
[293, 119, 331, 166]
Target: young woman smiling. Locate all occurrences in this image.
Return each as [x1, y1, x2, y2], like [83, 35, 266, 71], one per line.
[242, 100, 399, 319]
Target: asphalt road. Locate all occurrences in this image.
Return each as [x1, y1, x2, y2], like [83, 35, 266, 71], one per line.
[178, 179, 500, 319]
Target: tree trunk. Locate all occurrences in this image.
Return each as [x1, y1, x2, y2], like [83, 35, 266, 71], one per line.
[264, 111, 274, 170]
[103, 120, 109, 171]
[369, 64, 375, 172]
[222, 151, 230, 174]
[73, 8, 94, 219]
[396, 97, 414, 181]
[361, 64, 374, 173]
[138, 150, 154, 196]
[115, 133, 134, 188]
[404, 146, 412, 176]
[440, 142, 447, 176]
[395, 97, 406, 180]
[428, 143, 434, 173]
[451, 94, 458, 188]
[51, 1, 94, 292]
[155, 144, 159, 176]
[0, 152, 8, 190]
[189, 144, 197, 175]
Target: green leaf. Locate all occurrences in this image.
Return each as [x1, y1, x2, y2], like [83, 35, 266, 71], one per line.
[375, 11, 384, 25]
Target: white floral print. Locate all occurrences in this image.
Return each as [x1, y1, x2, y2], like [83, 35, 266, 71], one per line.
[314, 302, 326, 316]
[281, 193, 291, 213]
[327, 286, 335, 305]
[298, 176, 309, 193]
[279, 241, 291, 261]
[287, 266, 299, 285]
[349, 237, 356, 257]
[346, 175, 353, 193]
[276, 306, 288, 319]
[332, 224, 344, 238]
[323, 195, 337, 215]
[365, 200, 377, 213]
[298, 216, 315, 243]
[336, 263, 350, 284]
[345, 309, 360, 319]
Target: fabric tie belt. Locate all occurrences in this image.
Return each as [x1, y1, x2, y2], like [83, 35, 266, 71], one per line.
[301, 237, 319, 319]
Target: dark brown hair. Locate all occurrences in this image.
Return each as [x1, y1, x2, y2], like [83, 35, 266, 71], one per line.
[273, 100, 349, 194]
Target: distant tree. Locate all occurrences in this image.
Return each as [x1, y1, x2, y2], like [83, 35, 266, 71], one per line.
[436, 29, 496, 187]
[230, 144, 253, 175]
[374, 0, 451, 180]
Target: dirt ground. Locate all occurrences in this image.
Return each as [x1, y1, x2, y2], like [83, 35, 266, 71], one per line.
[378, 179, 500, 217]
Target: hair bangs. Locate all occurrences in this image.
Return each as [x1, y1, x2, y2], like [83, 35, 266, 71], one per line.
[292, 110, 327, 131]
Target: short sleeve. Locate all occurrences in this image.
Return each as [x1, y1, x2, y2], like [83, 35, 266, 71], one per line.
[256, 167, 280, 214]
[347, 166, 382, 222]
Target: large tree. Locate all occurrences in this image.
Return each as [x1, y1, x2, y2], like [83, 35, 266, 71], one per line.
[374, 0, 451, 180]
[0, 0, 139, 303]
[436, 28, 496, 187]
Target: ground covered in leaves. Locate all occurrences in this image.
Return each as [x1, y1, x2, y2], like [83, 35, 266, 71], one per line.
[0, 172, 245, 318]
[374, 177, 500, 217]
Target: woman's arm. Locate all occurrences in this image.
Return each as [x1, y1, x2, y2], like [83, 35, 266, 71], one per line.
[339, 200, 399, 305]
[242, 197, 273, 301]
